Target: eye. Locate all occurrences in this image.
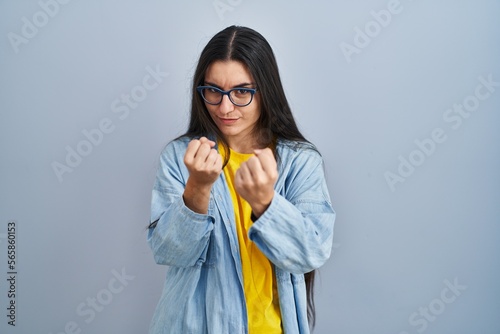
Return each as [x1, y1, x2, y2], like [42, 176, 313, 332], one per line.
[234, 89, 250, 96]
[208, 87, 219, 93]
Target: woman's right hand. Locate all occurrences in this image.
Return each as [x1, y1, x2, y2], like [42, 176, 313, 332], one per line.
[182, 137, 222, 213]
[184, 137, 223, 187]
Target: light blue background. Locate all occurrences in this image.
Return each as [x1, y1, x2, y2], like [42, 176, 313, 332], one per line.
[1, 1, 499, 333]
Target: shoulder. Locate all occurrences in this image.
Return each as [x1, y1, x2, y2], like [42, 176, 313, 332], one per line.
[276, 139, 322, 164]
[157, 136, 193, 168]
[274, 139, 330, 201]
[161, 136, 191, 155]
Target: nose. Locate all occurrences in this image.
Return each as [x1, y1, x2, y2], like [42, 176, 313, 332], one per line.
[218, 94, 234, 114]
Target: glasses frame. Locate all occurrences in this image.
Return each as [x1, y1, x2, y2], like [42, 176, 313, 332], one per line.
[196, 85, 257, 107]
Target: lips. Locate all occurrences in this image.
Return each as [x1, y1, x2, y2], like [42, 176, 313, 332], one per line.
[219, 117, 239, 125]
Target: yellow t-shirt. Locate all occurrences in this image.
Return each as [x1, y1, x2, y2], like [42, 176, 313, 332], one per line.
[221, 147, 282, 334]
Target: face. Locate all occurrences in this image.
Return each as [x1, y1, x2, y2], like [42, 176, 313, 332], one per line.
[203, 60, 261, 151]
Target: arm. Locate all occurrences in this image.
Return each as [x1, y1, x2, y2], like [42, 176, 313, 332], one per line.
[248, 151, 336, 274]
[147, 138, 222, 267]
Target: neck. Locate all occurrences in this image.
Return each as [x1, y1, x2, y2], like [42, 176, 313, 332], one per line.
[227, 141, 258, 154]
[225, 133, 260, 154]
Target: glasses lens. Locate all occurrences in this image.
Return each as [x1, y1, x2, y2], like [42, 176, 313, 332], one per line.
[201, 87, 222, 104]
[230, 89, 253, 106]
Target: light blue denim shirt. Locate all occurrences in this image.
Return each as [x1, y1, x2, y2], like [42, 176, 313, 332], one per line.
[147, 137, 335, 334]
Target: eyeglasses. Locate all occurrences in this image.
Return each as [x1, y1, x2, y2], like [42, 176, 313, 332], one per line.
[197, 86, 257, 107]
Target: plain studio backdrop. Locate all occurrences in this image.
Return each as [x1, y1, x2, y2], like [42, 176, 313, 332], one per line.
[1, 1, 499, 333]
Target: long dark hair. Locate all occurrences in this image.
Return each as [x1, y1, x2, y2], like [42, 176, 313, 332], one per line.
[184, 25, 317, 328]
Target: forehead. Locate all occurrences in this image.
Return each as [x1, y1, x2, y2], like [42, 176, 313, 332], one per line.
[204, 60, 254, 87]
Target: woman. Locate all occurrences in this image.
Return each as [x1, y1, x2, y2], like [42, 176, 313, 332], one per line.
[147, 25, 335, 333]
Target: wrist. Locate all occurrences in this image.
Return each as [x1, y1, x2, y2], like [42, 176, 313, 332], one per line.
[183, 178, 212, 214]
[185, 178, 212, 194]
[250, 199, 272, 219]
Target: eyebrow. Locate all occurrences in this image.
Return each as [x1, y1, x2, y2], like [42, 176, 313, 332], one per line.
[204, 81, 255, 89]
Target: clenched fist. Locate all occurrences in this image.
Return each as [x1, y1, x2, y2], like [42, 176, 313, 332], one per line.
[184, 137, 223, 186]
[183, 137, 222, 214]
[235, 148, 278, 218]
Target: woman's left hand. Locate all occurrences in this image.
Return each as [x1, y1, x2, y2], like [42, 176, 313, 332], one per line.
[235, 148, 278, 218]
